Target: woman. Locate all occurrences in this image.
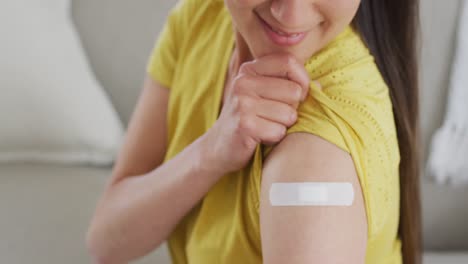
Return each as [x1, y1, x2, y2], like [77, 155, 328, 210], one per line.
[86, 0, 421, 263]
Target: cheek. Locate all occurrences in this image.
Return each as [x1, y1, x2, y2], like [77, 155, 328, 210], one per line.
[299, 0, 359, 58]
[321, 0, 360, 26]
[226, 0, 267, 35]
[225, 0, 263, 26]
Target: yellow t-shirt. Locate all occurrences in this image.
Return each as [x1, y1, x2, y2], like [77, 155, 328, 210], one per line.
[148, 0, 402, 263]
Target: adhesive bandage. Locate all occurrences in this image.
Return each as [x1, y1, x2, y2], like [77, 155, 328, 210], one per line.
[269, 182, 354, 206]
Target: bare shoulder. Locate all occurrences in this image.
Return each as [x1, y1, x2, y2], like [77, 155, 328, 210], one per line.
[259, 132, 368, 264]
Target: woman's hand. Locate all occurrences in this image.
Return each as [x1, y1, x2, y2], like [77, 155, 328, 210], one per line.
[203, 53, 311, 175]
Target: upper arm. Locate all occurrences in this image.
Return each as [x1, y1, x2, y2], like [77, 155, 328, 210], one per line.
[260, 132, 368, 264]
[109, 77, 169, 185]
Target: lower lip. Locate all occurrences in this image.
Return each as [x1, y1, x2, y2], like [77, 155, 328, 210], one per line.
[257, 15, 307, 47]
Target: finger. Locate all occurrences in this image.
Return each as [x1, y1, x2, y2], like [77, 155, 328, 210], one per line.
[248, 116, 287, 145]
[255, 99, 297, 127]
[239, 75, 303, 107]
[239, 53, 310, 99]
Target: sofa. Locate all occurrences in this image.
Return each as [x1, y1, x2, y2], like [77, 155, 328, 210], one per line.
[1, 0, 467, 263]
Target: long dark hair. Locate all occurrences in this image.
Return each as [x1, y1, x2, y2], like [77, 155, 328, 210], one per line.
[352, 0, 422, 263]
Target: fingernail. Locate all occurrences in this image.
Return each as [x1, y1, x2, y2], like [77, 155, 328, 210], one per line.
[290, 112, 297, 122]
[296, 88, 302, 101]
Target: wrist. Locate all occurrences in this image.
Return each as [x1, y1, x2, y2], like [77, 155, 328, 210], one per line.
[192, 132, 227, 180]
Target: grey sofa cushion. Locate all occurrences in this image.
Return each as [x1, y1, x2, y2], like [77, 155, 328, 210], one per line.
[0, 164, 171, 264]
[424, 252, 468, 264]
[0, 164, 110, 263]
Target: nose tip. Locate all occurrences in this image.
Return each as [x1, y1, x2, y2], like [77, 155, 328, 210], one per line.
[270, 0, 318, 29]
[270, 0, 323, 29]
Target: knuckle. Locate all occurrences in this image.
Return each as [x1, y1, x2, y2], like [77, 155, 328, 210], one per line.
[287, 107, 296, 119]
[232, 75, 249, 95]
[288, 110, 297, 125]
[230, 95, 241, 111]
[239, 62, 254, 75]
[290, 83, 302, 101]
[238, 115, 256, 134]
[278, 55, 296, 78]
[237, 95, 253, 113]
[272, 126, 287, 142]
[241, 136, 255, 150]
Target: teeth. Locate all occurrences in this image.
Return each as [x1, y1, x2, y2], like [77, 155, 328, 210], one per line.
[273, 28, 287, 36]
[272, 27, 300, 38]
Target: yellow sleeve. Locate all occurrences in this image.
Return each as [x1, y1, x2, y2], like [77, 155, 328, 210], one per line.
[147, 0, 191, 88]
[263, 82, 349, 157]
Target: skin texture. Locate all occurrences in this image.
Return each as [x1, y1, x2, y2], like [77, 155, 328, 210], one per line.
[225, 0, 367, 263]
[225, 0, 361, 64]
[87, 1, 366, 263]
[260, 133, 368, 263]
[86, 58, 309, 263]
[86, 78, 225, 264]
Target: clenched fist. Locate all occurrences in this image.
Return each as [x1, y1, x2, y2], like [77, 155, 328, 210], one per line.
[204, 53, 310, 175]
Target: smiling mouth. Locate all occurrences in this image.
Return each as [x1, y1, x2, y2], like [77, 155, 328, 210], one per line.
[255, 12, 308, 46]
[257, 15, 304, 37]
[270, 28, 302, 38]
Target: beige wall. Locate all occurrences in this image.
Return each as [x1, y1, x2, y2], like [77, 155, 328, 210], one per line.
[72, 0, 175, 124]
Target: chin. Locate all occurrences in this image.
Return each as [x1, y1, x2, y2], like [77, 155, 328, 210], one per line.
[248, 38, 323, 64]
